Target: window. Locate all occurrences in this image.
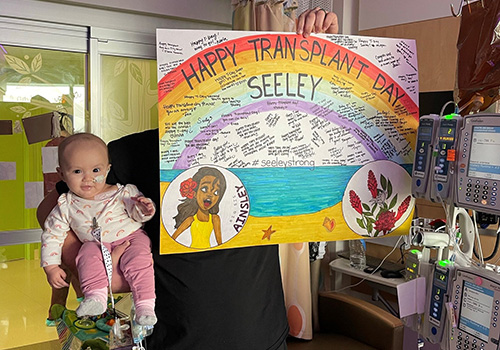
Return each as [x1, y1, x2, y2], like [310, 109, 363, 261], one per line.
[0, 18, 87, 256]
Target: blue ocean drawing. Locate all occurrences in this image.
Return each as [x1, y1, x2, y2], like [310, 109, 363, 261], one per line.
[161, 164, 413, 217]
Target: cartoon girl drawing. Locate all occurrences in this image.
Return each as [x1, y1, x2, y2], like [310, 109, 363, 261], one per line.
[172, 166, 227, 249]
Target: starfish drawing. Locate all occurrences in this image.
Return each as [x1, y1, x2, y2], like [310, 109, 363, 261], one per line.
[262, 225, 276, 240]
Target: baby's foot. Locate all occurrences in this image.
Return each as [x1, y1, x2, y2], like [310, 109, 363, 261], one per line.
[76, 298, 106, 317]
[135, 305, 157, 326]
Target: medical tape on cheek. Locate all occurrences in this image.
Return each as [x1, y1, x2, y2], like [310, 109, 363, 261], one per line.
[93, 175, 106, 183]
[93, 169, 110, 184]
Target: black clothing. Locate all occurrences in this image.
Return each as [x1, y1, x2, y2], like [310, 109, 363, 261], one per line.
[59, 129, 289, 349]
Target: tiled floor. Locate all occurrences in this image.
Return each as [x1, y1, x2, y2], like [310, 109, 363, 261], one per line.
[0, 259, 79, 349]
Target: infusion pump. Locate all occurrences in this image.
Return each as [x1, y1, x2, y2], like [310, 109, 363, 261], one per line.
[410, 113, 500, 350]
[412, 113, 463, 203]
[412, 113, 500, 210]
[455, 114, 500, 215]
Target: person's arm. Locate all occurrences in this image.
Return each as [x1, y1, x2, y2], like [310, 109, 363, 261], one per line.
[133, 196, 156, 218]
[37, 189, 60, 227]
[40, 196, 71, 289]
[44, 265, 69, 289]
[123, 184, 156, 222]
[296, 7, 339, 37]
[37, 185, 81, 280]
[37, 186, 83, 306]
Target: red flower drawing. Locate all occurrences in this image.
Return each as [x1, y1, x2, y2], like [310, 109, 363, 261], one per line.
[349, 190, 363, 214]
[180, 178, 197, 199]
[349, 169, 413, 237]
[396, 195, 411, 220]
[374, 210, 397, 235]
[368, 170, 378, 198]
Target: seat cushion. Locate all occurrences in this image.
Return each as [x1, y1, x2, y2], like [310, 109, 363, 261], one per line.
[287, 334, 377, 350]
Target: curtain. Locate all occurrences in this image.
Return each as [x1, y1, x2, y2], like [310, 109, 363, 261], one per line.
[279, 243, 313, 339]
[232, 0, 297, 32]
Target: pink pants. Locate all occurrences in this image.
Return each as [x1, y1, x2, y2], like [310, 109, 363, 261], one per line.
[76, 229, 155, 303]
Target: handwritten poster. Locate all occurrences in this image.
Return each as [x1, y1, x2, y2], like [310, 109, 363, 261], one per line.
[157, 30, 418, 254]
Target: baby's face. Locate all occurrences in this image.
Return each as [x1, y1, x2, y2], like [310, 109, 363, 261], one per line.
[58, 140, 110, 200]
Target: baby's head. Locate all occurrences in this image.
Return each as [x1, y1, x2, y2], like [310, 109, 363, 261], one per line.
[57, 133, 111, 199]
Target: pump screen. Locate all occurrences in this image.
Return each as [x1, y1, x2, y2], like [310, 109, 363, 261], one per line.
[435, 269, 447, 282]
[418, 126, 433, 141]
[439, 126, 455, 139]
[468, 126, 500, 181]
[458, 280, 494, 342]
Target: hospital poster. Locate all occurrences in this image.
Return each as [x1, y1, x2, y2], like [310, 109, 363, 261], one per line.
[157, 29, 418, 254]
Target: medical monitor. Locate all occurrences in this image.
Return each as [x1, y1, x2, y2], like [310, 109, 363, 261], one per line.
[455, 114, 500, 215]
[458, 280, 494, 342]
[450, 267, 500, 350]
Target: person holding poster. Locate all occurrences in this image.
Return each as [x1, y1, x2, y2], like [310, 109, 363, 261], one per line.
[38, 9, 338, 349]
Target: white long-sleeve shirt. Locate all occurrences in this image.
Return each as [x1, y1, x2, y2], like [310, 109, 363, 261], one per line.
[41, 183, 152, 266]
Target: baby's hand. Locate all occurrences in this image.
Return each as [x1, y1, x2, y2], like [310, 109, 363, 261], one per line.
[132, 196, 155, 217]
[44, 265, 69, 289]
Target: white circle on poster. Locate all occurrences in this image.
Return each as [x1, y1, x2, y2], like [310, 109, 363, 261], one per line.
[161, 165, 250, 249]
[341, 160, 414, 237]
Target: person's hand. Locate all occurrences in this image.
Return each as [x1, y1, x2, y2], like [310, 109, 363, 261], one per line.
[132, 196, 156, 217]
[296, 7, 339, 38]
[44, 265, 70, 289]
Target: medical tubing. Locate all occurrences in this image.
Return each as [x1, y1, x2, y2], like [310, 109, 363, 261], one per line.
[471, 210, 484, 265]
